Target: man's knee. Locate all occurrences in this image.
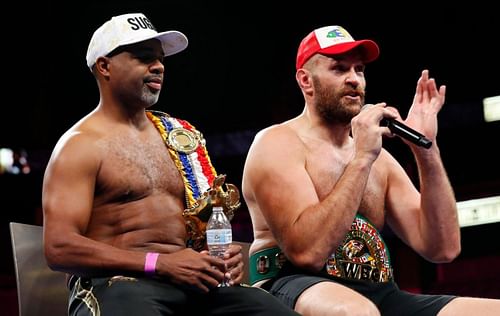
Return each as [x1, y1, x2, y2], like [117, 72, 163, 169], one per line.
[328, 300, 380, 316]
[295, 282, 380, 316]
[296, 297, 379, 316]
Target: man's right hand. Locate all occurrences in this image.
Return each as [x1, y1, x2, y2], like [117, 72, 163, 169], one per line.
[156, 248, 226, 292]
[351, 102, 395, 163]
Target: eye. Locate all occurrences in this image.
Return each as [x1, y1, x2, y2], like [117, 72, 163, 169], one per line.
[332, 64, 348, 73]
[134, 52, 163, 64]
[355, 64, 366, 73]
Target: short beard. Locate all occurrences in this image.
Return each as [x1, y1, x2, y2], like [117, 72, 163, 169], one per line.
[141, 86, 160, 107]
[312, 74, 365, 124]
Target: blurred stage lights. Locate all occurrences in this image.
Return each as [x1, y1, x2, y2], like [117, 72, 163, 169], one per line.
[483, 95, 500, 122]
[0, 148, 31, 175]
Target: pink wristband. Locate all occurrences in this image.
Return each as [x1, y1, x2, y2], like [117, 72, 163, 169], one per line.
[144, 252, 159, 276]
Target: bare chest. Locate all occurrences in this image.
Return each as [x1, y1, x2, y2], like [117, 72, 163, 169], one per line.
[305, 148, 387, 228]
[96, 133, 184, 203]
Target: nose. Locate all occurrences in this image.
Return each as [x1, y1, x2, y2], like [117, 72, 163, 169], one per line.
[345, 68, 360, 87]
[150, 59, 164, 74]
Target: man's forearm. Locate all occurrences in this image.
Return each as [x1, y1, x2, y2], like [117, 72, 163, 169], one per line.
[415, 146, 461, 262]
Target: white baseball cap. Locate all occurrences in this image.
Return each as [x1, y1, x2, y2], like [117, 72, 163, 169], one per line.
[86, 13, 188, 70]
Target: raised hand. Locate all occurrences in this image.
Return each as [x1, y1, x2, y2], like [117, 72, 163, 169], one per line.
[406, 69, 446, 142]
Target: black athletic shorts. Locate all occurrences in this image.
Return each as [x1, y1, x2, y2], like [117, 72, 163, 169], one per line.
[68, 275, 299, 315]
[265, 273, 456, 316]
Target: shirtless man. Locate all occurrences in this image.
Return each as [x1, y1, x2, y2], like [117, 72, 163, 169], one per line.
[42, 13, 298, 316]
[242, 25, 500, 315]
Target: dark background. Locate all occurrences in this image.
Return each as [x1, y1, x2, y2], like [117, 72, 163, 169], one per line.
[4, 1, 500, 193]
[1, 1, 499, 313]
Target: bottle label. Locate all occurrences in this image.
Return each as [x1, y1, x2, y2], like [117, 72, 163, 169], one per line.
[206, 229, 232, 245]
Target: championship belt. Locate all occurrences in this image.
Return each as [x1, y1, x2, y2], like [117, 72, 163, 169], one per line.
[147, 111, 241, 251]
[326, 214, 393, 282]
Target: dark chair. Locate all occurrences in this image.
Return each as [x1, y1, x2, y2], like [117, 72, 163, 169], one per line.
[9, 222, 67, 316]
[9, 221, 252, 316]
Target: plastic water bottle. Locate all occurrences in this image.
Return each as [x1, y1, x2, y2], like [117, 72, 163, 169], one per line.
[206, 206, 232, 286]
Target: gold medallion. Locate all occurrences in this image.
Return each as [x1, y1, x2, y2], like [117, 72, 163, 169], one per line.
[167, 128, 199, 154]
[326, 215, 393, 282]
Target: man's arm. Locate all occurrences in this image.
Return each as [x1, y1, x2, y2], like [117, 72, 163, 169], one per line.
[243, 110, 389, 271]
[42, 131, 121, 274]
[42, 132, 226, 292]
[385, 70, 460, 263]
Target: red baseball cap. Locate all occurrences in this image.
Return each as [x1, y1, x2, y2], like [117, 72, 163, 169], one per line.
[296, 25, 379, 70]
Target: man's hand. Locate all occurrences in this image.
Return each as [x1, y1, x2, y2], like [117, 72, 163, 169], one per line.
[222, 243, 245, 285]
[156, 248, 226, 293]
[406, 69, 446, 142]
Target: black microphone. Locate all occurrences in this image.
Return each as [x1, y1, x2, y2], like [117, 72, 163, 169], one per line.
[380, 118, 432, 149]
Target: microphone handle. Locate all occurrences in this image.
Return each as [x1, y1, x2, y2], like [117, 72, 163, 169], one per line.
[381, 119, 432, 149]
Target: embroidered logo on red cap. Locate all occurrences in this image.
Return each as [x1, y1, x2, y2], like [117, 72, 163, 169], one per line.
[295, 25, 379, 70]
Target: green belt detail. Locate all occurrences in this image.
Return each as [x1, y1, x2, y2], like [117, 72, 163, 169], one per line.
[249, 247, 286, 285]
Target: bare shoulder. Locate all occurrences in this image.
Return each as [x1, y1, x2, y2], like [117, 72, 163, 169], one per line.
[244, 121, 306, 184]
[251, 122, 303, 151]
[47, 113, 107, 170]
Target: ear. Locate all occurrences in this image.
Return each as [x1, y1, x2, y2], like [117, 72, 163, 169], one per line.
[296, 68, 313, 93]
[95, 56, 111, 77]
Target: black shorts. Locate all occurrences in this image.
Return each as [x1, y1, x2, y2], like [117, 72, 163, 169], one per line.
[68, 275, 299, 316]
[266, 274, 456, 316]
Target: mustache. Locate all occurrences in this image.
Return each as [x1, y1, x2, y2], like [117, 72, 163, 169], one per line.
[340, 88, 365, 99]
[144, 74, 163, 83]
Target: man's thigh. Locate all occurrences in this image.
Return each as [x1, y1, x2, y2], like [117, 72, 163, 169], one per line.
[437, 297, 500, 316]
[296, 280, 379, 316]
[70, 276, 188, 316]
[269, 274, 378, 316]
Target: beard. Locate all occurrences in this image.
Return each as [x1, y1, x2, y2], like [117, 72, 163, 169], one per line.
[141, 85, 160, 107]
[312, 74, 365, 124]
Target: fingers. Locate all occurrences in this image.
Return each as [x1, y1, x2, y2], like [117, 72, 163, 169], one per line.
[224, 243, 242, 258]
[193, 267, 225, 293]
[414, 69, 426, 104]
[439, 85, 446, 103]
[160, 250, 228, 292]
[222, 243, 243, 270]
[226, 261, 244, 285]
[224, 252, 243, 276]
[383, 106, 400, 120]
[190, 253, 226, 290]
[361, 102, 386, 112]
[361, 102, 398, 121]
[415, 69, 443, 104]
[207, 255, 226, 273]
[174, 263, 224, 293]
[416, 69, 445, 104]
[422, 77, 431, 102]
[222, 244, 245, 285]
[203, 262, 225, 280]
[421, 71, 446, 112]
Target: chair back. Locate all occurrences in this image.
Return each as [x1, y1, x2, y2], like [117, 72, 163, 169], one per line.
[9, 222, 252, 315]
[9, 222, 67, 316]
